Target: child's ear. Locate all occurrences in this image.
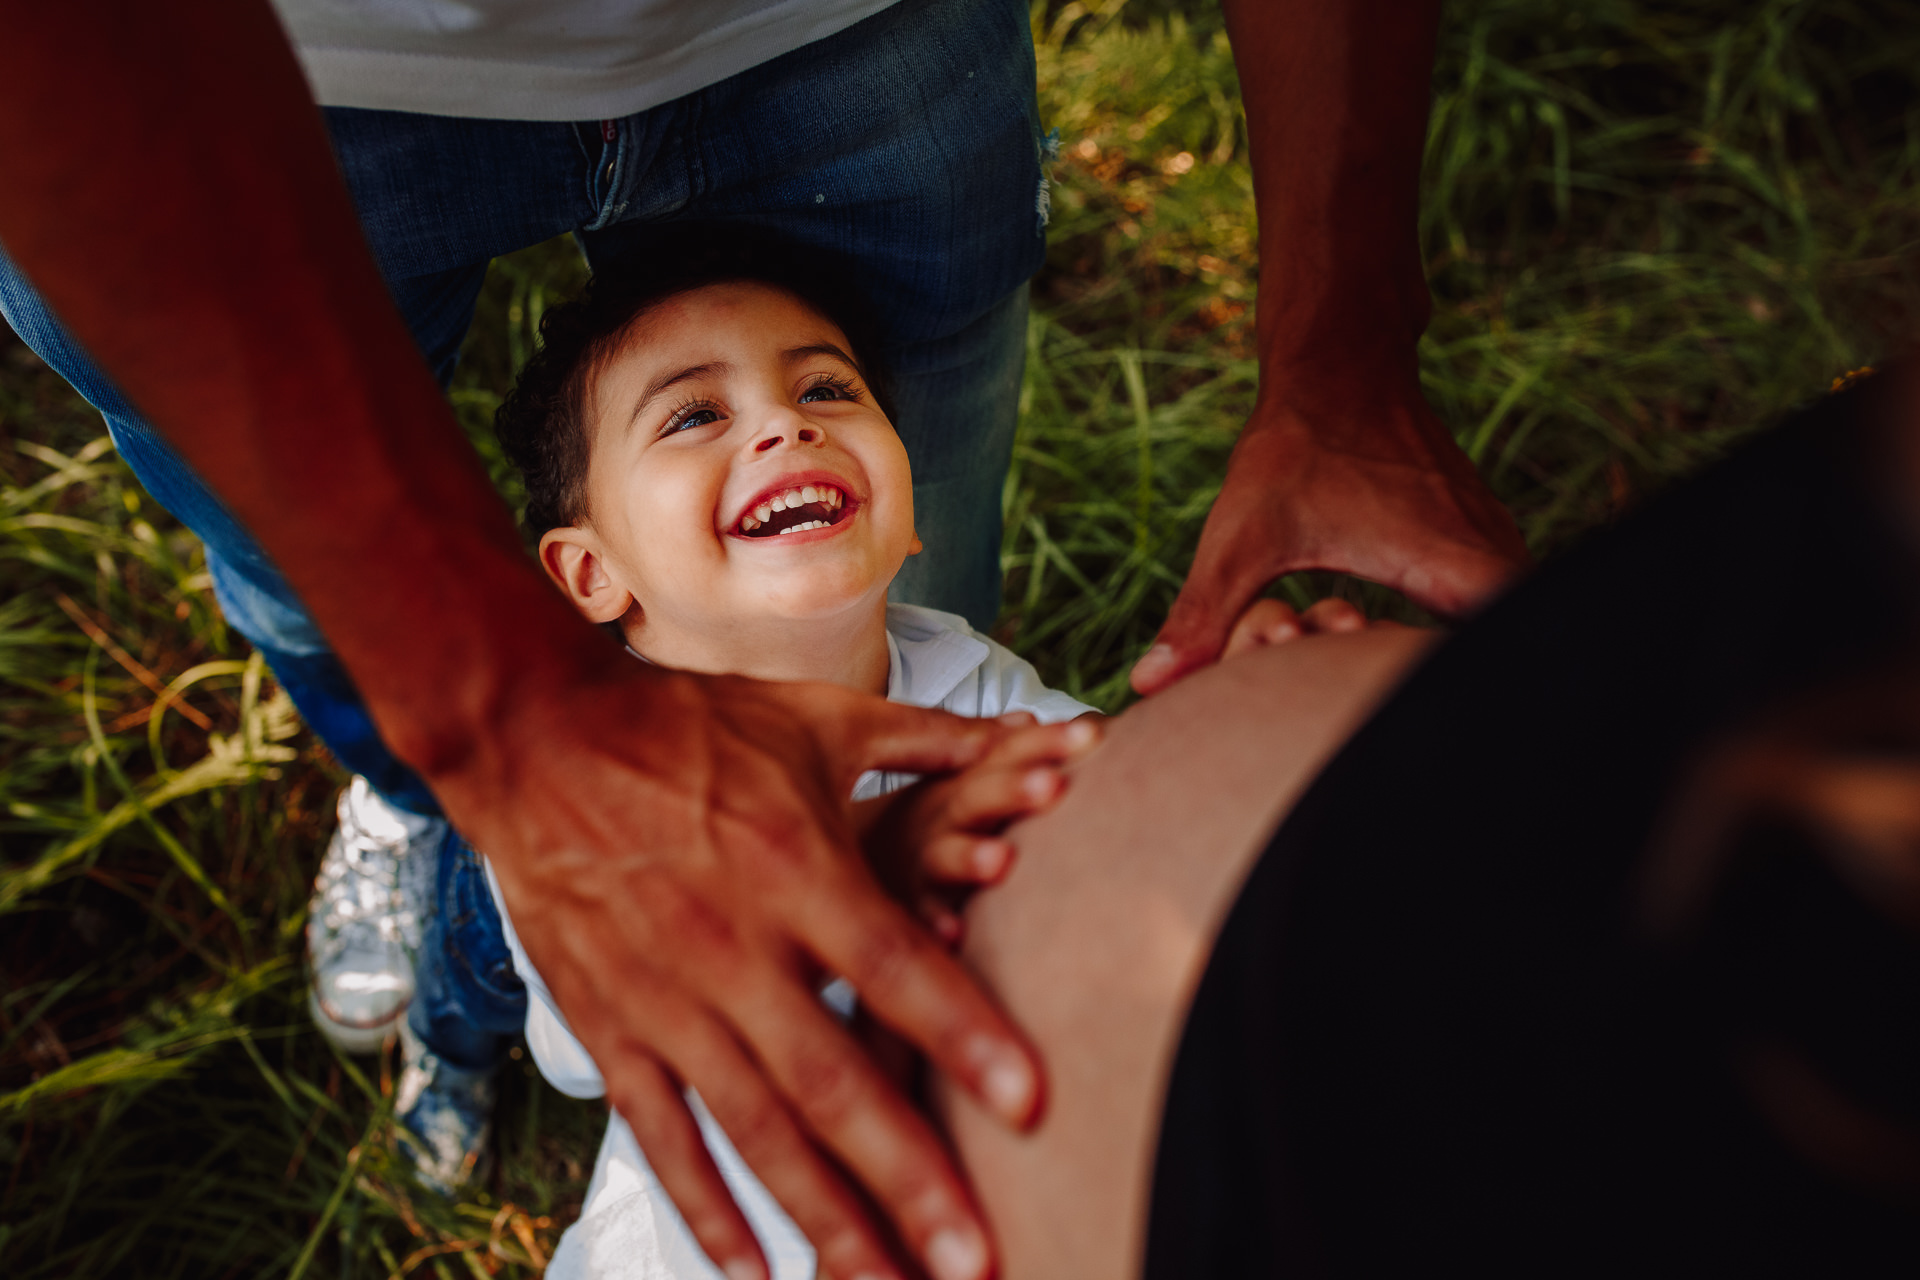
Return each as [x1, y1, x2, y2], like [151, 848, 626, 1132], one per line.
[539, 526, 635, 624]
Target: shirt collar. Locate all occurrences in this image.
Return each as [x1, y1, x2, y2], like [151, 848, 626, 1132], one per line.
[884, 606, 989, 709]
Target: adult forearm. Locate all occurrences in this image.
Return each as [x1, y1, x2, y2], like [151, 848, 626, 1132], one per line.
[0, 0, 602, 770]
[1, 12, 1055, 1273]
[1133, 1, 1520, 688]
[1221, 0, 1443, 399]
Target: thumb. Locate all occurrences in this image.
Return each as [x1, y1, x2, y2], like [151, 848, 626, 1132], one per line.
[1132, 546, 1270, 696]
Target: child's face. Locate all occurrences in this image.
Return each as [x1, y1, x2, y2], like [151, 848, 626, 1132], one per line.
[542, 281, 917, 648]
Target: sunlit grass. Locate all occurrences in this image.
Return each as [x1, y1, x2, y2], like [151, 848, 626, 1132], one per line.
[4, 1, 1920, 1273]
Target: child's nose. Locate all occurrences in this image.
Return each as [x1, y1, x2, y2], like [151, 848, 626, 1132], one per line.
[751, 408, 824, 453]
[755, 428, 820, 452]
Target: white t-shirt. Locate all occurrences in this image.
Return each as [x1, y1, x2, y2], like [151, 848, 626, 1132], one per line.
[485, 604, 1093, 1280]
[270, 0, 901, 121]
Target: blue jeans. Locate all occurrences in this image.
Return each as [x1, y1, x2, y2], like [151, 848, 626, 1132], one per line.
[0, 0, 1046, 1071]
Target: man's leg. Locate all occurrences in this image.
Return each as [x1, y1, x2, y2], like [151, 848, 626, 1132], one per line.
[882, 284, 1030, 628]
[0, 257, 431, 801]
[0, 106, 597, 1063]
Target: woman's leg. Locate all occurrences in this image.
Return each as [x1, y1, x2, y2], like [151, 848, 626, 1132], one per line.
[934, 627, 1435, 1280]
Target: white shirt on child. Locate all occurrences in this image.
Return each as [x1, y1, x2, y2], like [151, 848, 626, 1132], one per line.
[484, 604, 1094, 1280]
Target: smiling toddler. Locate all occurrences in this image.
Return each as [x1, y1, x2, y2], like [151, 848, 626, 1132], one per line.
[482, 230, 1097, 1280]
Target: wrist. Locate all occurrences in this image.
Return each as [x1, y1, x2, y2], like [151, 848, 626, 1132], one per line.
[284, 461, 629, 784]
[359, 545, 628, 785]
[1251, 242, 1432, 381]
[1244, 341, 1436, 451]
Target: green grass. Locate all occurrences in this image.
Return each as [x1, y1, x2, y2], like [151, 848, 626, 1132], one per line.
[5, 1, 1919, 1274]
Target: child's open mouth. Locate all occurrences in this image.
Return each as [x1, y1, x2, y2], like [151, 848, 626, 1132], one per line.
[734, 482, 854, 538]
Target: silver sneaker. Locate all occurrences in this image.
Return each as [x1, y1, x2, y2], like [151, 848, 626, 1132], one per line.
[306, 776, 443, 1054]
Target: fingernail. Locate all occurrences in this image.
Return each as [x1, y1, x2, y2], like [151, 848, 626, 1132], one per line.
[926, 1226, 989, 1280]
[972, 839, 1010, 878]
[1132, 643, 1176, 681]
[1064, 717, 1100, 751]
[980, 1048, 1035, 1121]
[1024, 768, 1060, 802]
[723, 1261, 764, 1280]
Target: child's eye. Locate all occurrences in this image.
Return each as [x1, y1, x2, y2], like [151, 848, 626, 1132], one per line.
[799, 375, 859, 405]
[661, 403, 723, 436]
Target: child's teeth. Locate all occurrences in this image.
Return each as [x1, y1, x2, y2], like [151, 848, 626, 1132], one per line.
[744, 485, 848, 533]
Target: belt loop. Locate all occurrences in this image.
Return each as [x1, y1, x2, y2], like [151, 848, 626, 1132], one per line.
[594, 118, 620, 220]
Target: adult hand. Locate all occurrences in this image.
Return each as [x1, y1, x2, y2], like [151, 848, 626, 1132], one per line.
[450, 662, 1041, 1280]
[1131, 381, 1527, 694]
[858, 714, 1102, 943]
[1131, 0, 1531, 696]
[0, 7, 1040, 1278]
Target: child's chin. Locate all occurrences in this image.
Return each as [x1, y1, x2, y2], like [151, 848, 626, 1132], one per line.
[754, 573, 885, 619]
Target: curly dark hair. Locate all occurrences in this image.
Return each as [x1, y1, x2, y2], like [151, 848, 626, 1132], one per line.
[494, 223, 894, 539]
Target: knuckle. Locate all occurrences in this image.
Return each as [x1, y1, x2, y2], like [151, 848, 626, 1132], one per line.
[787, 1046, 867, 1133]
[844, 918, 927, 1003]
[929, 834, 974, 872]
[718, 1092, 796, 1159]
[684, 1206, 750, 1257]
[603, 1062, 669, 1124]
[814, 1224, 884, 1279]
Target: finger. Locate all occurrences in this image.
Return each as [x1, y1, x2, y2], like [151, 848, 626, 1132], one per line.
[852, 1010, 924, 1095]
[1222, 599, 1300, 660]
[620, 993, 923, 1280]
[728, 957, 999, 1280]
[1300, 597, 1368, 633]
[803, 877, 1042, 1132]
[1133, 499, 1279, 695]
[920, 834, 1016, 885]
[944, 765, 1066, 837]
[828, 694, 1012, 780]
[974, 716, 1101, 772]
[604, 1051, 772, 1280]
[916, 892, 967, 946]
[554, 975, 776, 1280]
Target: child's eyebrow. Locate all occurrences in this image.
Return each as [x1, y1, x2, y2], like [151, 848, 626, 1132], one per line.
[783, 342, 863, 373]
[629, 360, 731, 429]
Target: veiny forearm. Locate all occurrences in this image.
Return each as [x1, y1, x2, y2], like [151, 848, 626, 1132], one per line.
[1221, 0, 1443, 401]
[0, 0, 611, 773]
